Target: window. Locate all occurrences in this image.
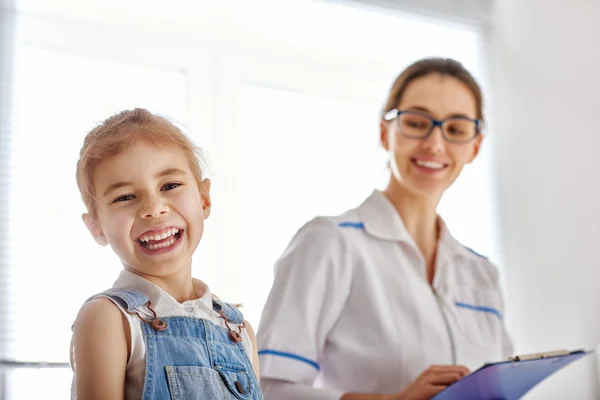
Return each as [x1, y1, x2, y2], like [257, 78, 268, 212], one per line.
[4, 1, 492, 398]
[10, 46, 187, 362]
[5, 45, 189, 400]
[238, 83, 386, 325]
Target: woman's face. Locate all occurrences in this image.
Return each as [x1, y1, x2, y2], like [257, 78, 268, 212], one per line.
[380, 73, 483, 199]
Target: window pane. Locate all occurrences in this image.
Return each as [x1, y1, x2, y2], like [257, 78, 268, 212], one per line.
[9, 46, 187, 362]
[239, 83, 387, 327]
[5, 368, 72, 400]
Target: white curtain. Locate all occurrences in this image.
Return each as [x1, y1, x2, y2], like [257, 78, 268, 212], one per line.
[0, 0, 16, 361]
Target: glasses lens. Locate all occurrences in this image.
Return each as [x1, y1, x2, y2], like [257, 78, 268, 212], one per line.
[443, 118, 477, 142]
[398, 112, 433, 138]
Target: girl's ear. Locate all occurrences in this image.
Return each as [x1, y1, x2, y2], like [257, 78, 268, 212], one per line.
[200, 179, 212, 219]
[82, 213, 108, 246]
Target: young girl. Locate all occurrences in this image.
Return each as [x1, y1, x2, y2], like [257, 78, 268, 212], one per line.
[257, 58, 513, 400]
[70, 109, 262, 399]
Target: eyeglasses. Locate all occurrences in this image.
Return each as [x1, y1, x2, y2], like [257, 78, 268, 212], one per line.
[383, 109, 481, 144]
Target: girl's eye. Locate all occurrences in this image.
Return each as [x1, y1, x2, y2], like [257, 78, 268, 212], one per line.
[113, 194, 135, 203]
[162, 182, 181, 191]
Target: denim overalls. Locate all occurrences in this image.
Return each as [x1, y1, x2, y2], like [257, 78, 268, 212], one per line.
[88, 288, 262, 399]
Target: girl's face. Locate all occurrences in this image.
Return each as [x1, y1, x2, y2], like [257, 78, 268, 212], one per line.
[83, 139, 211, 279]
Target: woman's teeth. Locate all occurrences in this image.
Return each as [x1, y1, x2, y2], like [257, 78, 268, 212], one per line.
[415, 160, 444, 169]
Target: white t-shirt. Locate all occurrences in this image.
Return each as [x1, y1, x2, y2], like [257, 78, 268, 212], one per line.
[70, 270, 253, 400]
[257, 190, 513, 399]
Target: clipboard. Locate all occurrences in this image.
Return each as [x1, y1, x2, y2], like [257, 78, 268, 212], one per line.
[432, 349, 593, 400]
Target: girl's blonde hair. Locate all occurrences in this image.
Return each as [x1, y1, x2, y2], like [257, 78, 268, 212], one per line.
[76, 108, 207, 216]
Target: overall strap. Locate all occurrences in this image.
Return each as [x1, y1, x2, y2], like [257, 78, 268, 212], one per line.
[86, 288, 150, 312]
[212, 296, 244, 325]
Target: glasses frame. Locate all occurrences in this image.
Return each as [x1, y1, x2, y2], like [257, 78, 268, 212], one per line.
[383, 109, 482, 144]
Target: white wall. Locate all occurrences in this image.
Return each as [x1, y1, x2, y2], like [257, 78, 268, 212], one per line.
[487, 1, 600, 398]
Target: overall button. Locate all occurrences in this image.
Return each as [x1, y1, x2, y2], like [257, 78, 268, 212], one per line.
[229, 331, 242, 343]
[151, 319, 168, 331]
[235, 380, 247, 394]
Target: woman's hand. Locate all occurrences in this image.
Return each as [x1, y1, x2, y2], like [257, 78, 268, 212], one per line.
[384, 365, 469, 400]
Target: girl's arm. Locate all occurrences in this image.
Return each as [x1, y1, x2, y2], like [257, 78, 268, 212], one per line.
[73, 298, 129, 400]
[244, 319, 260, 381]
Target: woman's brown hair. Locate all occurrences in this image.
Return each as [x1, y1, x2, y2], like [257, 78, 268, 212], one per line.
[382, 57, 484, 122]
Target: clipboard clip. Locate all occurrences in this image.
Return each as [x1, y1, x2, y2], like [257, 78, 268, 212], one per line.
[508, 349, 585, 362]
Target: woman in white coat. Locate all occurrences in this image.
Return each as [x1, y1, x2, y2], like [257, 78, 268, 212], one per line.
[257, 57, 514, 400]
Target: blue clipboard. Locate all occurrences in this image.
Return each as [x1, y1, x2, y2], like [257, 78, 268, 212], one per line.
[432, 349, 592, 400]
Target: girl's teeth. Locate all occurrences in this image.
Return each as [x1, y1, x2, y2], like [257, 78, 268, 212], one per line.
[139, 228, 180, 243]
[147, 238, 176, 250]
